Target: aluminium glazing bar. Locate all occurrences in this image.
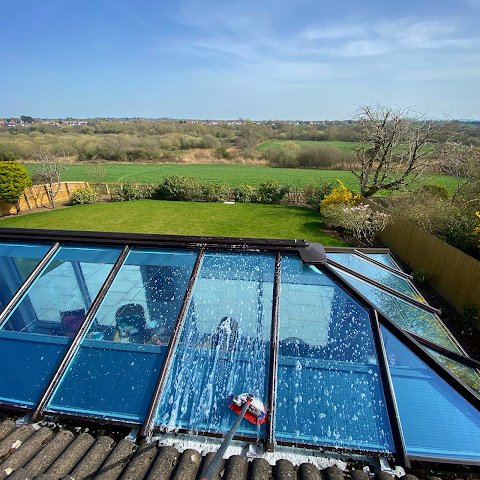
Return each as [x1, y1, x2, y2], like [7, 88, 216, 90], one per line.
[30, 244, 131, 422]
[406, 330, 480, 370]
[326, 257, 441, 315]
[319, 263, 480, 413]
[139, 248, 205, 439]
[0, 227, 308, 252]
[264, 252, 281, 452]
[353, 249, 413, 280]
[0, 242, 61, 327]
[369, 309, 409, 468]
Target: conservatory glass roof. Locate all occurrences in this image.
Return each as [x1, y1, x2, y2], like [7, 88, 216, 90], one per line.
[0, 227, 480, 468]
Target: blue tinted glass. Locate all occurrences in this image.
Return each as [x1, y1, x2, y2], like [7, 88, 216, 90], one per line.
[327, 253, 418, 298]
[382, 326, 480, 460]
[155, 252, 275, 438]
[365, 254, 399, 269]
[0, 245, 122, 407]
[275, 255, 394, 452]
[332, 268, 461, 353]
[0, 241, 52, 312]
[47, 248, 198, 422]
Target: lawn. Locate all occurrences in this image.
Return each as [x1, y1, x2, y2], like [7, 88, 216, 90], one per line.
[0, 200, 349, 246]
[257, 140, 360, 152]
[21, 163, 460, 195]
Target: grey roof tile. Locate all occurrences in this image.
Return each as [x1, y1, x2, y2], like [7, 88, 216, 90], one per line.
[249, 458, 271, 480]
[275, 459, 296, 480]
[0, 423, 15, 444]
[4, 467, 30, 480]
[44, 432, 95, 479]
[24, 430, 75, 479]
[298, 463, 320, 480]
[171, 449, 201, 480]
[198, 452, 224, 480]
[223, 455, 248, 480]
[69, 436, 115, 480]
[144, 445, 179, 480]
[93, 439, 135, 480]
[349, 470, 369, 480]
[0, 425, 35, 463]
[0, 428, 53, 480]
[118, 441, 158, 480]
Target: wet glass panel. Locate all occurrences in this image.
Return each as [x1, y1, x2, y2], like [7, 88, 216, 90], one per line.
[0, 241, 52, 312]
[427, 349, 480, 394]
[382, 326, 480, 460]
[155, 251, 275, 438]
[332, 268, 461, 353]
[0, 244, 122, 407]
[275, 254, 394, 452]
[47, 248, 198, 422]
[365, 254, 399, 270]
[327, 253, 418, 298]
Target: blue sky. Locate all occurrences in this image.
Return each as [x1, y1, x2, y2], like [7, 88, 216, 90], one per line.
[1, 0, 479, 120]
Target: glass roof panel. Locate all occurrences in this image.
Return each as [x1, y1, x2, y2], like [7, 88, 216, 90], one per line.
[364, 253, 399, 269]
[0, 244, 122, 407]
[274, 255, 394, 452]
[427, 349, 480, 394]
[327, 253, 418, 299]
[0, 241, 52, 313]
[155, 251, 275, 438]
[332, 268, 461, 353]
[381, 325, 480, 460]
[47, 248, 198, 422]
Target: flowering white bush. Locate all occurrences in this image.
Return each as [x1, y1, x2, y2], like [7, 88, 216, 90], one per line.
[323, 203, 392, 246]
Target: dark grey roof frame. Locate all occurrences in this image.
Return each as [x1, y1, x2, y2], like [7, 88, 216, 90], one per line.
[0, 227, 479, 468]
[139, 249, 205, 439]
[30, 245, 131, 422]
[320, 262, 480, 468]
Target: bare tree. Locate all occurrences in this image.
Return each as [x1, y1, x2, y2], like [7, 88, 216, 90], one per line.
[33, 151, 69, 208]
[439, 144, 480, 204]
[351, 104, 441, 197]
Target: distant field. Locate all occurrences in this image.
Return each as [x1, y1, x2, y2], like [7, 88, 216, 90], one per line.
[257, 140, 359, 152]
[0, 201, 349, 246]
[22, 163, 459, 195]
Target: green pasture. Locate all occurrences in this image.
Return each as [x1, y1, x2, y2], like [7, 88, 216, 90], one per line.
[257, 140, 359, 152]
[0, 201, 348, 246]
[21, 163, 459, 195]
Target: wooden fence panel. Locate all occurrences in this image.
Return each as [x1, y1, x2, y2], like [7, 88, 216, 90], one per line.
[0, 182, 88, 215]
[367, 199, 480, 317]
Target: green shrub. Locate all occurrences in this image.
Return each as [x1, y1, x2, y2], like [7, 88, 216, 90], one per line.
[233, 185, 255, 203]
[463, 301, 479, 334]
[69, 187, 100, 205]
[0, 161, 32, 213]
[420, 184, 450, 199]
[201, 181, 230, 202]
[159, 175, 203, 201]
[257, 180, 290, 204]
[112, 182, 157, 202]
[412, 269, 434, 285]
[302, 180, 335, 210]
[0, 152, 18, 162]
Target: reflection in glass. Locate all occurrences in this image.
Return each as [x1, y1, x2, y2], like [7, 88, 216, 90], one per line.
[332, 269, 461, 353]
[382, 326, 480, 460]
[327, 253, 419, 299]
[47, 248, 198, 422]
[0, 241, 52, 313]
[155, 252, 275, 438]
[0, 245, 122, 407]
[275, 255, 394, 452]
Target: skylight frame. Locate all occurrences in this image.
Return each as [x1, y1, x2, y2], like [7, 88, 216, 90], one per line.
[1, 227, 480, 467]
